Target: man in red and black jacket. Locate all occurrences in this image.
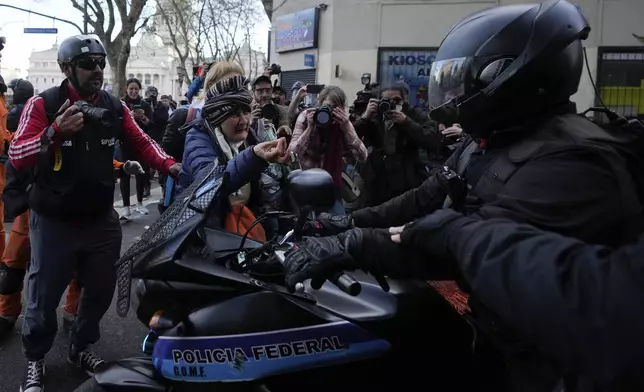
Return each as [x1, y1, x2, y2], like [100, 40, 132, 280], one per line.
[9, 34, 180, 392]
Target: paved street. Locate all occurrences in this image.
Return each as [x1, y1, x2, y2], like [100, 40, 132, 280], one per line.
[0, 178, 164, 392]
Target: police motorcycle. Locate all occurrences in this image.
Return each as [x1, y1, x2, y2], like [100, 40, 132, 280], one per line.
[75, 162, 476, 392]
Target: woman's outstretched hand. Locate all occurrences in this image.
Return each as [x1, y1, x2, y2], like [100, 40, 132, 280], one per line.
[254, 137, 290, 163]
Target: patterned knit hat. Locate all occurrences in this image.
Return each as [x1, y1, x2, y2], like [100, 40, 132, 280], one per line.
[202, 75, 252, 126]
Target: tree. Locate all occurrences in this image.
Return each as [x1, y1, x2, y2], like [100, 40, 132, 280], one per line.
[70, 0, 153, 97]
[154, 0, 206, 92]
[155, 0, 266, 84]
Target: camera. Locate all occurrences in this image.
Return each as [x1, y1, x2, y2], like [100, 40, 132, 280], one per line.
[268, 63, 282, 76]
[352, 73, 379, 116]
[377, 97, 393, 115]
[75, 100, 114, 127]
[313, 104, 334, 128]
[261, 103, 278, 119]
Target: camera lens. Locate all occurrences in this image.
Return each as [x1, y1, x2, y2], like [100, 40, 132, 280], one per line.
[314, 105, 333, 128]
[261, 103, 278, 119]
[378, 99, 391, 114]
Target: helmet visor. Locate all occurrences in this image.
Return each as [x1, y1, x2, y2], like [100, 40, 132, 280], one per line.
[428, 57, 468, 109]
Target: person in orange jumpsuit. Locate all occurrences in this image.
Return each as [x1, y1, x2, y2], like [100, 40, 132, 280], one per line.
[0, 157, 143, 338]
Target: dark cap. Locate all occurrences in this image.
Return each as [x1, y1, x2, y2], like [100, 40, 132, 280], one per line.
[252, 75, 272, 88]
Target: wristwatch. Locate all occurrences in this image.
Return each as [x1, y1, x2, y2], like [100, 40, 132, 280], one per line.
[40, 125, 56, 153]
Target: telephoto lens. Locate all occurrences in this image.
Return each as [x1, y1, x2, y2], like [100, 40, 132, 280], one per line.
[314, 104, 334, 128]
[75, 100, 114, 127]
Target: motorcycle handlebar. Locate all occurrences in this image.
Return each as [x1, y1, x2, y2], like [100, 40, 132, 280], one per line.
[274, 248, 362, 296]
[331, 273, 362, 296]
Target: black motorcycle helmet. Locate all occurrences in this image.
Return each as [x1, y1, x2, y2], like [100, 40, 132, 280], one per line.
[57, 35, 107, 89]
[8, 78, 34, 105]
[428, 0, 590, 138]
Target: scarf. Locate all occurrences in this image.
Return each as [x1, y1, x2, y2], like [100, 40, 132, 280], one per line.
[321, 125, 345, 188]
[201, 75, 254, 206]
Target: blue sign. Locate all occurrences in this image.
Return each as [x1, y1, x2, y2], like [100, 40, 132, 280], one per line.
[274, 8, 319, 53]
[304, 54, 315, 67]
[24, 28, 58, 34]
[378, 49, 438, 112]
[151, 321, 390, 382]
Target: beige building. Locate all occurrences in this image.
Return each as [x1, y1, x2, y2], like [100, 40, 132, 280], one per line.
[268, 0, 644, 117]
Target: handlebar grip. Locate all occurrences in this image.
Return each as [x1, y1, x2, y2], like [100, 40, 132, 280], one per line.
[331, 273, 362, 296]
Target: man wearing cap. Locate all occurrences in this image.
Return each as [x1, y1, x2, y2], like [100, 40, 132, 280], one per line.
[250, 75, 291, 135]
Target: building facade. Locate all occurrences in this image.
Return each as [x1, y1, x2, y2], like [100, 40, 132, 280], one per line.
[268, 0, 644, 118]
[26, 39, 189, 99]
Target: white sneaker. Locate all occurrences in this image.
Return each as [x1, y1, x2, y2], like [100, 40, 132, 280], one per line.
[20, 359, 45, 392]
[134, 204, 149, 215]
[120, 206, 133, 221]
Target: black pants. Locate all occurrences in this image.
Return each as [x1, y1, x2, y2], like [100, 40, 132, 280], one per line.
[119, 164, 149, 206]
[22, 210, 121, 360]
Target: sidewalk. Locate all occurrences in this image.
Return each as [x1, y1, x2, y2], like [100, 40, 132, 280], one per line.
[113, 185, 163, 217]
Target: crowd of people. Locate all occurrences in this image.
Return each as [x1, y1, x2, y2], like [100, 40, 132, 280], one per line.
[0, 0, 643, 391]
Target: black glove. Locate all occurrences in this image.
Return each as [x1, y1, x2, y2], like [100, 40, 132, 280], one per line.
[398, 209, 472, 278]
[284, 232, 357, 292]
[284, 228, 400, 292]
[302, 213, 354, 236]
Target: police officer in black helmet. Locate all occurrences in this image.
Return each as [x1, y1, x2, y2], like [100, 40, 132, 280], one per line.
[7, 78, 35, 132]
[9, 35, 179, 392]
[283, 1, 644, 390]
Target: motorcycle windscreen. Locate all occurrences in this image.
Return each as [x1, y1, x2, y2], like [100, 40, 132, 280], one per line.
[115, 161, 227, 317]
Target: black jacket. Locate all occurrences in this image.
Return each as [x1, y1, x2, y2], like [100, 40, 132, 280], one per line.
[351, 113, 643, 391]
[353, 114, 641, 247]
[148, 101, 170, 143]
[353, 107, 440, 206]
[424, 210, 644, 391]
[161, 106, 188, 161]
[32, 86, 123, 220]
[6, 104, 24, 132]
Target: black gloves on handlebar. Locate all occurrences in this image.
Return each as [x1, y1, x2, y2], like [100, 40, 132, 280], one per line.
[284, 228, 400, 292]
[302, 213, 354, 236]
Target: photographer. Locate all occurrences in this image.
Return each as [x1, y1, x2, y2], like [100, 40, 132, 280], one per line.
[287, 85, 368, 214]
[272, 86, 287, 106]
[250, 75, 291, 133]
[353, 83, 440, 206]
[8, 35, 179, 392]
[121, 78, 153, 218]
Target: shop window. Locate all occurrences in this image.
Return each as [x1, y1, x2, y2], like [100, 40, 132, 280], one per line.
[377, 48, 438, 112]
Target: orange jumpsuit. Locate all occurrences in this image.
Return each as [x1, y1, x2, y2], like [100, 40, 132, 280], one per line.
[0, 158, 126, 318]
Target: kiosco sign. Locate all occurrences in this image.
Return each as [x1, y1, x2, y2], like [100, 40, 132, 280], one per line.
[378, 49, 438, 111]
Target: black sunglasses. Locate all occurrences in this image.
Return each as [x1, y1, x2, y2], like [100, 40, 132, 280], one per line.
[75, 56, 106, 71]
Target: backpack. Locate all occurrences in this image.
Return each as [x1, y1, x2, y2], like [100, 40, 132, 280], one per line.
[2, 86, 124, 219]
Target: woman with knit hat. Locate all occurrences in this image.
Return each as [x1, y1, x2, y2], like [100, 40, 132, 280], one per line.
[178, 74, 290, 236]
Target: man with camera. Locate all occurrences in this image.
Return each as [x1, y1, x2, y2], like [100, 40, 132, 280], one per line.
[249, 74, 293, 235]
[250, 74, 291, 134]
[352, 83, 439, 206]
[9, 35, 180, 392]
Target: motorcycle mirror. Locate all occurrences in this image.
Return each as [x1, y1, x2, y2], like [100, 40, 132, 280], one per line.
[287, 169, 336, 239]
[287, 169, 335, 213]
